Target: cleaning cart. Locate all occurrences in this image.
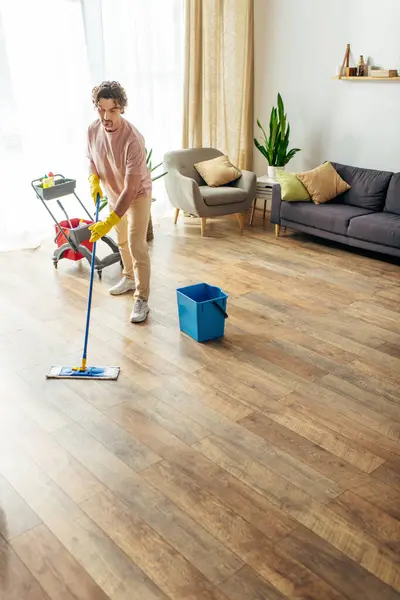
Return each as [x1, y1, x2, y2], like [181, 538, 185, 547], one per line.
[31, 174, 121, 279]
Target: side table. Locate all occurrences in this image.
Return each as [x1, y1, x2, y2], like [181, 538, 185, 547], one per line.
[250, 176, 279, 225]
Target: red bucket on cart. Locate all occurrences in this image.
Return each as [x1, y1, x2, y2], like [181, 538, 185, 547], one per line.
[54, 219, 93, 261]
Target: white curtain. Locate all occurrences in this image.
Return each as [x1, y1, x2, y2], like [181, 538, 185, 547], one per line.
[1, 0, 184, 251]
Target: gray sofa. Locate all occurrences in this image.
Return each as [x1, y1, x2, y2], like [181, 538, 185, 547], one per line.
[271, 162, 400, 258]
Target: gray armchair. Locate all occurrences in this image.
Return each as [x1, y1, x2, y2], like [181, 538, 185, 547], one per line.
[163, 148, 256, 236]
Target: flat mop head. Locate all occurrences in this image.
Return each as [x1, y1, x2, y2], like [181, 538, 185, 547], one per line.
[46, 366, 120, 380]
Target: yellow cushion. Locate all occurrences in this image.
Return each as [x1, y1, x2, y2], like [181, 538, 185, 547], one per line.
[194, 155, 242, 187]
[276, 171, 310, 201]
[296, 162, 351, 204]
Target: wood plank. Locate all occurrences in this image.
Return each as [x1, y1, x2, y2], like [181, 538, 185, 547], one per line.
[194, 435, 400, 590]
[354, 480, 400, 520]
[319, 373, 400, 425]
[373, 461, 400, 492]
[369, 295, 400, 315]
[242, 286, 331, 316]
[278, 328, 360, 364]
[81, 490, 230, 600]
[12, 374, 162, 474]
[0, 474, 41, 540]
[0, 535, 51, 600]
[6, 415, 106, 504]
[261, 337, 338, 374]
[53, 423, 242, 585]
[157, 373, 254, 422]
[238, 412, 368, 487]
[0, 376, 72, 434]
[107, 397, 342, 503]
[282, 382, 400, 442]
[377, 286, 400, 301]
[218, 566, 288, 600]
[107, 402, 295, 541]
[0, 443, 168, 600]
[11, 524, 110, 600]
[240, 404, 384, 473]
[351, 357, 400, 389]
[309, 327, 385, 356]
[334, 339, 400, 375]
[141, 460, 276, 562]
[278, 526, 400, 600]
[345, 301, 400, 335]
[226, 346, 330, 395]
[85, 481, 342, 600]
[65, 406, 162, 473]
[124, 390, 211, 445]
[379, 342, 400, 359]
[329, 490, 400, 553]
[195, 360, 294, 407]
[249, 338, 327, 380]
[283, 391, 400, 463]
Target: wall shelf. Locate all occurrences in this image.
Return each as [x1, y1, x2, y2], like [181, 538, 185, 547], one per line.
[333, 76, 400, 81]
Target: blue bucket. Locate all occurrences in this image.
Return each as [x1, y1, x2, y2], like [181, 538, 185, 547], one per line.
[176, 283, 228, 342]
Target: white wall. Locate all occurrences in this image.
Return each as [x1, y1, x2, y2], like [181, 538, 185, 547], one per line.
[254, 0, 400, 176]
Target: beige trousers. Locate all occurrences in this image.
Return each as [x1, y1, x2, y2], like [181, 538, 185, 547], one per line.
[113, 194, 151, 301]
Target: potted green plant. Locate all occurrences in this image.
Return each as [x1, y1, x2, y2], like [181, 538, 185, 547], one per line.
[99, 147, 167, 242]
[254, 93, 301, 180]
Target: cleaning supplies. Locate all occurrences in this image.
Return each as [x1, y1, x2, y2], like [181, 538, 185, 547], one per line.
[42, 172, 55, 188]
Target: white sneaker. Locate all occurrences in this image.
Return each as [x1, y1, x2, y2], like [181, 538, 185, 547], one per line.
[109, 277, 136, 296]
[130, 299, 150, 323]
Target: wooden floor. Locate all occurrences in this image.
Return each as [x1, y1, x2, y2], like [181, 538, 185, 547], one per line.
[1, 211, 400, 600]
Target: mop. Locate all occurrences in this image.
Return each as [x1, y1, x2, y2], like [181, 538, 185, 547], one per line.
[46, 195, 120, 380]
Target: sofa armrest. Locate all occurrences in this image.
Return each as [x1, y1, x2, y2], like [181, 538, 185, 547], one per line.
[270, 183, 282, 224]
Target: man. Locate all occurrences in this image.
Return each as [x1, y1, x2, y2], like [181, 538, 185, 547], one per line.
[87, 81, 152, 323]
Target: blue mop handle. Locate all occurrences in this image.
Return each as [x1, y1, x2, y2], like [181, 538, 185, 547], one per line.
[81, 194, 101, 369]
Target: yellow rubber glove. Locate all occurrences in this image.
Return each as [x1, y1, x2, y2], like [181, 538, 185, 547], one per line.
[89, 211, 121, 243]
[88, 173, 104, 204]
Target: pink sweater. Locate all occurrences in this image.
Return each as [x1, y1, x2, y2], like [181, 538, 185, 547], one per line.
[87, 118, 152, 206]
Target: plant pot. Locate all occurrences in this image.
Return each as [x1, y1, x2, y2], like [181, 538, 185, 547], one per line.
[268, 165, 285, 181]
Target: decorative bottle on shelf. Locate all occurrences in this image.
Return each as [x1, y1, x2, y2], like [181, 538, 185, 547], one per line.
[357, 55, 365, 77]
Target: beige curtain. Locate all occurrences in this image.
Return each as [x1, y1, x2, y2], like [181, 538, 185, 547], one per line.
[182, 0, 254, 170]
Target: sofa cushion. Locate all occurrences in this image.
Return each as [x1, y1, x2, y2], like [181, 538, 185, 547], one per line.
[200, 186, 246, 206]
[384, 173, 400, 215]
[194, 155, 242, 187]
[331, 162, 393, 211]
[296, 162, 350, 204]
[276, 171, 311, 201]
[347, 212, 400, 248]
[281, 201, 372, 236]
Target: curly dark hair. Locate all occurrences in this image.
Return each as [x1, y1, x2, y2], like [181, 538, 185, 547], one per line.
[92, 81, 128, 112]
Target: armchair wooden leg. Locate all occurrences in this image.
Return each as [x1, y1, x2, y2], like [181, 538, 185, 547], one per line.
[174, 208, 180, 224]
[249, 199, 256, 225]
[237, 213, 245, 233]
[275, 224, 281, 238]
[201, 217, 207, 236]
